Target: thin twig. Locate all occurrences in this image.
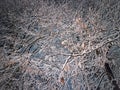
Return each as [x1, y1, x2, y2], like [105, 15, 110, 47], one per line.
[62, 55, 72, 71]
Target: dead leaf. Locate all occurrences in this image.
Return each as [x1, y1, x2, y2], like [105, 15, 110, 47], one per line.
[60, 77, 65, 85]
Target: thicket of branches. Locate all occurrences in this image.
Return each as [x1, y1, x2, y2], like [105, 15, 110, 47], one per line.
[0, 0, 120, 90]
